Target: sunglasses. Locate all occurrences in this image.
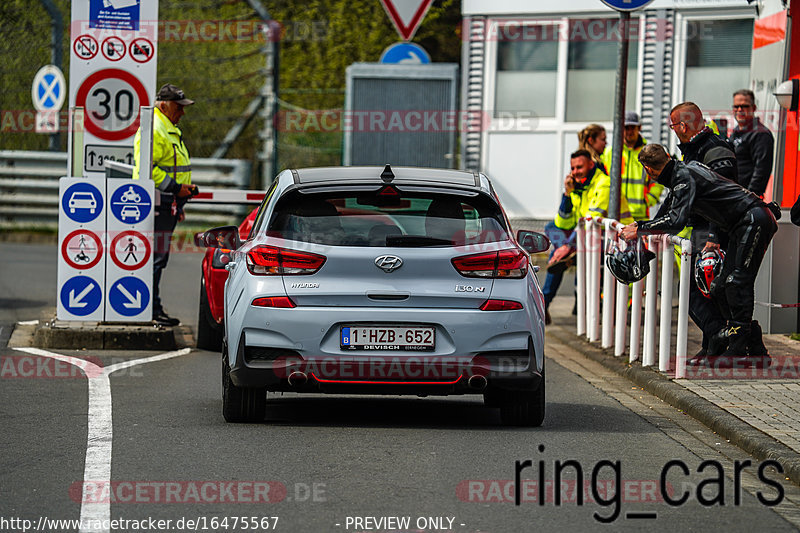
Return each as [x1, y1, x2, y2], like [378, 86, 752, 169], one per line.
[732, 104, 752, 109]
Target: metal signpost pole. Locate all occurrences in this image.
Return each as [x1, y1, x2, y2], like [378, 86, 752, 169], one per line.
[600, 0, 654, 219]
[608, 11, 630, 221]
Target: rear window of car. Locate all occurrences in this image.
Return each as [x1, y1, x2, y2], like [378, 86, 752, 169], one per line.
[265, 189, 510, 247]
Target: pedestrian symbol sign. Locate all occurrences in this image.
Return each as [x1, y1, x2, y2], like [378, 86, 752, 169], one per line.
[110, 230, 151, 271]
[110, 183, 151, 224]
[109, 277, 150, 317]
[60, 276, 103, 317]
[61, 229, 103, 270]
[62, 182, 103, 223]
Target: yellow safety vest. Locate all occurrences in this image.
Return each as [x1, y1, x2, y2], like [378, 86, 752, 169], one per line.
[133, 107, 192, 190]
[601, 138, 664, 221]
[554, 166, 634, 231]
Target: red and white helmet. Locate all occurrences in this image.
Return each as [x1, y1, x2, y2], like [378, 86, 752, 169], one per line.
[695, 249, 725, 298]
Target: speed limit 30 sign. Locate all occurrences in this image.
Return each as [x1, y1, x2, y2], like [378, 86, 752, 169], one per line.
[75, 69, 149, 141]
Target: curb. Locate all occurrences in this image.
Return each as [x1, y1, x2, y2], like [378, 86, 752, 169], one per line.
[548, 325, 800, 487]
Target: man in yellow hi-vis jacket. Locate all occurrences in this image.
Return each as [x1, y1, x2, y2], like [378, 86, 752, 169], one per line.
[542, 149, 634, 323]
[600, 112, 663, 221]
[134, 84, 198, 326]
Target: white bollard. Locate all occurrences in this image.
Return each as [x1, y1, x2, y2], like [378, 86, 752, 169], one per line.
[675, 237, 692, 379]
[658, 234, 674, 372]
[615, 277, 629, 357]
[576, 223, 586, 337]
[601, 220, 616, 348]
[588, 220, 602, 342]
[643, 235, 659, 367]
[629, 279, 643, 362]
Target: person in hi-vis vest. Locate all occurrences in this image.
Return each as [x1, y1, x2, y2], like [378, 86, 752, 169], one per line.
[134, 83, 198, 326]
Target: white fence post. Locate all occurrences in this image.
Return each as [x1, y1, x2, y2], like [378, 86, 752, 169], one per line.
[601, 219, 616, 348]
[576, 222, 586, 336]
[658, 234, 674, 372]
[629, 279, 643, 362]
[642, 235, 659, 367]
[614, 276, 629, 357]
[675, 237, 692, 378]
[588, 219, 601, 342]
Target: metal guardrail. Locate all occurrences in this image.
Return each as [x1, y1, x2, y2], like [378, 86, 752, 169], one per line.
[576, 217, 692, 379]
[0, 150, 255, 229]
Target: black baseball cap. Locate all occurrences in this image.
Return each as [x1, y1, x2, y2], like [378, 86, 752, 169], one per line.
[156, 84, 195, 106]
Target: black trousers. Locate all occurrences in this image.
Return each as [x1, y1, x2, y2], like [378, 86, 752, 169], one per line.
[711, 205, 777, 323]
[153, 208, 179, 315]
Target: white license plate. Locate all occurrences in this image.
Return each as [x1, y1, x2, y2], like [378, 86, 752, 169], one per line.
[341, 326, 435, 351]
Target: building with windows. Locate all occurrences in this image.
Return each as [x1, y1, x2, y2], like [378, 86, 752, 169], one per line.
[460, 0, 757, 219]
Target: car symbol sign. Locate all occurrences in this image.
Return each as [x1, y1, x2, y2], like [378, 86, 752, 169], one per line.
[375, 255, 403, 273]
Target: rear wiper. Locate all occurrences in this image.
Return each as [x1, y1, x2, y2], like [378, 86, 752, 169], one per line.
[386, 235, 453, 247]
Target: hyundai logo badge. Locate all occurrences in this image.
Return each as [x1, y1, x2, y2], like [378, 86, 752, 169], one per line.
[375, 255, 403, 273]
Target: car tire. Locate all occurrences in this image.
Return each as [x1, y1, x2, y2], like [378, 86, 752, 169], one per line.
[499, 370, 545, 427]
[196, 276, 223, 352]
[222, 349, 266, 423]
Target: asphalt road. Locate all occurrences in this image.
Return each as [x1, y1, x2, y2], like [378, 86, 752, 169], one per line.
[2, 243, 800, 532]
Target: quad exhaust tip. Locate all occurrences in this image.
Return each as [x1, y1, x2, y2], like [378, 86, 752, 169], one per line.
[468, 374, 487, 390]
[288, 371, 308, 387]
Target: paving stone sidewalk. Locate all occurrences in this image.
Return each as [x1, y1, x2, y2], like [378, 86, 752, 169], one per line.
[547, 294, 800, 463]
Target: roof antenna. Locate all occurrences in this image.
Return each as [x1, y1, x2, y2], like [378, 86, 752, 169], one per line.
[380, 164, 394, 182]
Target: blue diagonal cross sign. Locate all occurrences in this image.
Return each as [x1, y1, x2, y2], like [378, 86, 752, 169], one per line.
[32, 65, 66, 112]
[60, 276, 103, 316]
[109, 277, 150, 317]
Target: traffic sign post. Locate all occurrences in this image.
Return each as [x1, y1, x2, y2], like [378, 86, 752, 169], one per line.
[105, 178, 154, 322]
[57, 177, 107, 321]
[600, 0, 654, 221]
[68, 0, 158, 177]
[32, 65, 66, 136]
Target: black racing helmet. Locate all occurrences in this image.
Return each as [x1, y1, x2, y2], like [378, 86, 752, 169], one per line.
[606, 237, 656, 284]
[695, 249, 725, 298]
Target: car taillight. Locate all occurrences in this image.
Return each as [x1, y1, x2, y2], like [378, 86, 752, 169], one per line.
[246, 246, 326, 275]
[480, 299, 523, 311]
[451, 249, 528, 279]
[251, 296, 296, 308]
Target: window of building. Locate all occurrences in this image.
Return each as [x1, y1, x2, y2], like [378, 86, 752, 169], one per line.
[683, 18, 753, 113]
[494, 23, 559, 118]
[565, 18, 639, 123]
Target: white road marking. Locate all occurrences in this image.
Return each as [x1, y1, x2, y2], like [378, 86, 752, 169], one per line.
[15, 347, 192, 533]
[17, 320, 39, 325]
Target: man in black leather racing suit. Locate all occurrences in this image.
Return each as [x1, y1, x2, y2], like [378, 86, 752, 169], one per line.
[620, 144, 778, 368]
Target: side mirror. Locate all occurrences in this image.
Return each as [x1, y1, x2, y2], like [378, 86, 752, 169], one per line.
[201, 225, 242, 250]
[517, 230, 551, 254]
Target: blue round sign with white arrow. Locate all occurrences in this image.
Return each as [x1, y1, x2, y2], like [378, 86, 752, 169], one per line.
[60, 276, 102, 317]
[600, 0, 654, 11]
[109, 183, 151, 224]
[109, 277, 150, 317]
[62, 182, 103, 224]
[380, 42, 431, 64]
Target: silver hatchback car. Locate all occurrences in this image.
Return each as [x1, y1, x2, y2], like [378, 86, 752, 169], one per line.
[199, 166, 550, 426]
